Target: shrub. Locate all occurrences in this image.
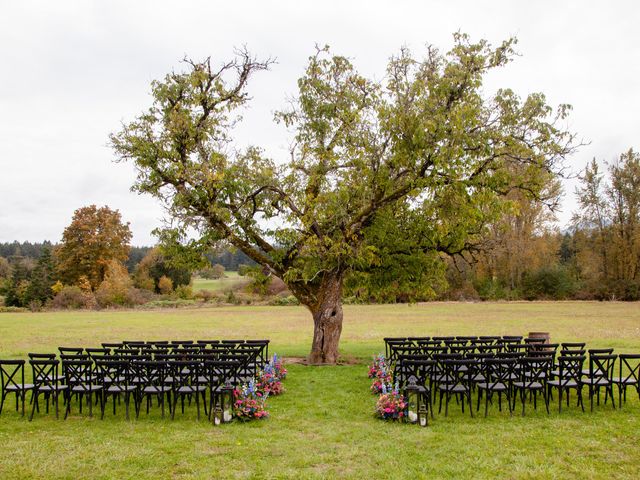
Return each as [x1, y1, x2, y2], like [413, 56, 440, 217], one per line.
[51, 286, 96, 309]
[95, 260, 134, 307]
[0, 306, 28, 313]
[200, 264, 225, 279]
[158, 275, 173, 294]
[141, 299, 196, 308]
[269, 295, 300, 306]
[174, 284, 194, 300]
[195, 289, 215, 302]
[521, 266, 577, 300]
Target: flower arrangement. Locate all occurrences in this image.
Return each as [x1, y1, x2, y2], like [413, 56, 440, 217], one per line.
[368, 353, 388, 379]
[369, 356, 392, 394]
[271, 353, 287, 380]
[233, 380, 269, 420]
[256, 363, 285, 396]
[375, 383, 407, 420]
[370, 372, 393, 394]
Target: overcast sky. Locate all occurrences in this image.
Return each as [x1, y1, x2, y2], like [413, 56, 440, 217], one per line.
[1, 1, 638, 246]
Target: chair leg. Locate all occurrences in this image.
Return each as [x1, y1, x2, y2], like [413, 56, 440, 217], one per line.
[29, 392, 38, 421]
[558, 387, 562, 413]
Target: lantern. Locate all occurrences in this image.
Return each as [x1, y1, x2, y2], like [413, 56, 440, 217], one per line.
[221, 380, 234, 423]
[404, 377, 428, 427]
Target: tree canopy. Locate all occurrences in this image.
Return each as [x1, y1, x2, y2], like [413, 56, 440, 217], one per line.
[56, 205, 132, 289]
[111, 35, 577, 363]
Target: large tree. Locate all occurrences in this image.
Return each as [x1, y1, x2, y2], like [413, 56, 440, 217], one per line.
[56, 205, 132, 289]
[111, 36, 576, 363]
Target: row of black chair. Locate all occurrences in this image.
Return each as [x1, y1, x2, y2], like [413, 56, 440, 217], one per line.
[0, 339, 270, 421]
[392, 346, 640, 422]
[384, 336, 581, 362]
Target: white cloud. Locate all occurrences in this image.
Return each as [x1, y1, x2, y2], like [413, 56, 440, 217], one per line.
[1, 0, 638, 244]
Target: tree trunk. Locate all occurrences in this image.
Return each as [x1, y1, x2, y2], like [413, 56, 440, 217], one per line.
[307, 270, 344, 365]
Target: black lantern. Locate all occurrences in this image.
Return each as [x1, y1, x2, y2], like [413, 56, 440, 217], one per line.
[404, 377, 428, 427]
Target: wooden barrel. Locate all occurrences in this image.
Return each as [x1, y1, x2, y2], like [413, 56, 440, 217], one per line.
[527, 331, 550, 344]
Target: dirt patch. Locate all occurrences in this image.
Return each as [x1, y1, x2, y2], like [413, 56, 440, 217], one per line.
[284, 355, 363, 366]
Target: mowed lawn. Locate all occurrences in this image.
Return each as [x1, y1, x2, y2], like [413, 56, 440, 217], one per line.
[0, 302, 639, 479]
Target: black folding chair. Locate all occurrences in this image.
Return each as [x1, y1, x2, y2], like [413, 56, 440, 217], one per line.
[62, 359, 103, 419]
[582, 354, 616, 411]
[512, 356, 551, 415]
[203, 360, 239, 423]
[438, 359, 476, 417]
[94, 358, 137, 419]
[170, 360, 207, 420]
[399, 359, 435, 424]
[29, 359, 67, 420]
[548, 355, 586, 412]
[477, 358, 516, 417]
[132, 360, 172, 418]
[612, 354, 640, 406]
[0, 360, 33, 416]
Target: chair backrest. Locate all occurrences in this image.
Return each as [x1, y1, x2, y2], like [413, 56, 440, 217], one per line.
[60, 353, 90, 362]
[400, 359, 436, 387]
[94, 358, 131, 386]
[478, 336, 501, 343]
[588, 348, 614, 355]
[529, 343, 559, 355]
[561, 342, 586, 351]
[28, 353, 56, 360]
[519, 357, 551, 387]
[442, 359, 476, 389]
[132, 360, 167, 386]
[444, 339, 468, 348]
[456, 336, 478, 341]
[588, 354, 617, 379]
[449, 345, 476, 356]
[407, 336, 430, 343]
[483, 358, 517, 388]
[434, 353, 462, 375]
[432, 336, 455, 342]
[101, 343, 124, 350]
[421, 346, 448, 359]
[0, 360, 26, 391]
[86, 348, 111, 358]
[560, 349, 586, 357]
[58, 347, 83, 355]
[203, 360, 240, 386]
[618, 354, 640, 385]
[524, 337, 546, 345]
[477, 345, 501, 355]
[557, 355, 586, 384]
[30, 359, 60, 390]
[170, 360, 199, 386]
[416, 340, 444, 348]
[113, 348, 139, 356]
[62, 359, 92, 386]
[506, 344, 531, 354]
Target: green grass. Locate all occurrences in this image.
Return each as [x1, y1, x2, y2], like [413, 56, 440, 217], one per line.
[192, 271, 247, 292]
[1, 302, 639, 479]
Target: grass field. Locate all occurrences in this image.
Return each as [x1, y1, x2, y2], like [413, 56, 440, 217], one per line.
[192, 272, 247, 292]
[1, 302, 639, 479]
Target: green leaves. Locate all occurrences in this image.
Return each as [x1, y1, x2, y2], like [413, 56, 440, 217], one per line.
[111, 36, 576, 306]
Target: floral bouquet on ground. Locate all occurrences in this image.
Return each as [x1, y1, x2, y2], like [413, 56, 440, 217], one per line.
[233, 380, 269, 420]
[270, 353, 287, 380]
[256, 363, 285, 396]
[370, 369, 393, 394]
[368, 353, 388, 379]
[375, 383, 407, 420]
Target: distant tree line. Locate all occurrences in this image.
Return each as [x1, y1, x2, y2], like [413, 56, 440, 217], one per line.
[1, 150, 638, 309]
